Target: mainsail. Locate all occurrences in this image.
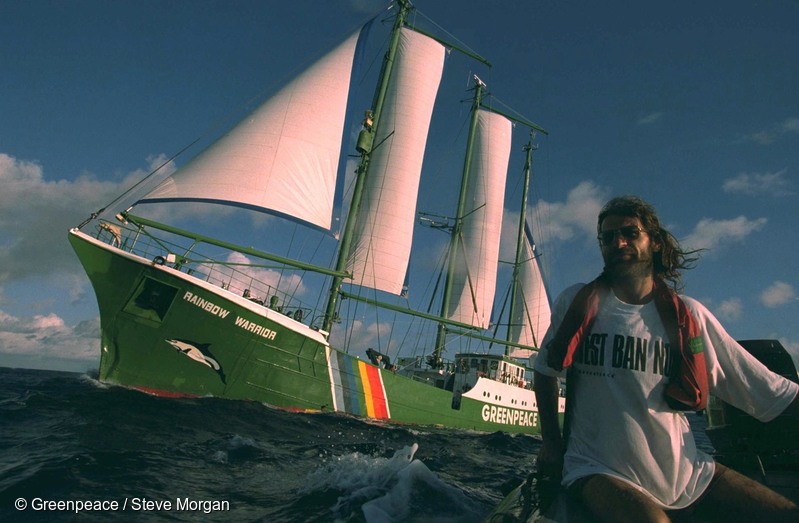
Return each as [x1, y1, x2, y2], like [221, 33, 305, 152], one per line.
[138, 29, 366, 231]
[346, 28, 446, 295]
[446, 109, 512, 329]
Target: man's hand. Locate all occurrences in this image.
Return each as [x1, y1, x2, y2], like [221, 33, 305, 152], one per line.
[534, 370, 566, 478]
[537, 438, 564, 479]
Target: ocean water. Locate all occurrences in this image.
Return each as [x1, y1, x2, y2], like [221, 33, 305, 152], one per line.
[0, 367, 539, 522]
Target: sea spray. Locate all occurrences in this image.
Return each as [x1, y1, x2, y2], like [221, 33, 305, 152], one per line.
[300, 443, 483, 522]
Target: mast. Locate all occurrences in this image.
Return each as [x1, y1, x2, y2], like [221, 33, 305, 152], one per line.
[432, 76, 486, 365]
[506, 133, 536, 354]
[322, 0, 414, 333]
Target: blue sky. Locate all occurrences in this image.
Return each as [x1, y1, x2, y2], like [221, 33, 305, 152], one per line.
[1, 0, 797, 372]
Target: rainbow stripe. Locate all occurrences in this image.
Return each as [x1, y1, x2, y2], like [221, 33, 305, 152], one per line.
[328, 349, 390, 419]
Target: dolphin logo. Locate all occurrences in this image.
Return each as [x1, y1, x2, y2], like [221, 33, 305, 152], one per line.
[165, 339, 226, 383]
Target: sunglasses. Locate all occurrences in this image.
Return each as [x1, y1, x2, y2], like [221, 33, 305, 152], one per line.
[598, 226, 644, 245]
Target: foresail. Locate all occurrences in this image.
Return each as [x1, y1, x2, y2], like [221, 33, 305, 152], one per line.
[446, 110, 512, 329]
[509, 224, 551, 351]
[346, 27, 445, 294]
[137, 28, 366, 231]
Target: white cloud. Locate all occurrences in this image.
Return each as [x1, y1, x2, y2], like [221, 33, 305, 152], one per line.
[0, 152, 173, 285]
[201, 251, 307, 302]
[528, 181, 607, 243]
[0, 151, 215, 371]
[783, 118, 799, 132]
[743, 117, 799, 145]
[714, 298, 743, 322]
[0, 309, 99, 372]
[682, 215, 767, 251]
[637, 112, 663, 125]
[722, 169, 793, 197]
[330, 318, 395, 357]
[761, 281, 796, 308]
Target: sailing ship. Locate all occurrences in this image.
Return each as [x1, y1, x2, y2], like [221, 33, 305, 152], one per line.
[68, 0, 565, 434]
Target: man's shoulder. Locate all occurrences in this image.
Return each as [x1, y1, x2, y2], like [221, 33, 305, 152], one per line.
[676, 293, 716, 321]
[551, 283, 589, 312]
[676, 293, 705, 309]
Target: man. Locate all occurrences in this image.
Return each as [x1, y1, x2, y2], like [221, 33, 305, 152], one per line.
[534, 196, 799, 522]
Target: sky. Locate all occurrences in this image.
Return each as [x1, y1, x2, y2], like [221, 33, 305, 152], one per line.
[1, 0, 797, 373]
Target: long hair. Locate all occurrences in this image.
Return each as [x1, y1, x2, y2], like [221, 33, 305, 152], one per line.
[597, 196, 702, 291]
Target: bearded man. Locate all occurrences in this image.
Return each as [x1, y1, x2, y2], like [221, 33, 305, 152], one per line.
[534, 195, 799, 522]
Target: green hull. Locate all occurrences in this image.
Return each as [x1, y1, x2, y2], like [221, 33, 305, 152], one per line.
[69, 228, 557, 434]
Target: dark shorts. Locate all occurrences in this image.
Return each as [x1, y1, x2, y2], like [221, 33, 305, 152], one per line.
[668, 464, 730, 519]
[565, 475, 593, 499]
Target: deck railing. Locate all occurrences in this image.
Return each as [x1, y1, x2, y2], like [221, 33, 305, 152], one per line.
[91, 220, 317, 327]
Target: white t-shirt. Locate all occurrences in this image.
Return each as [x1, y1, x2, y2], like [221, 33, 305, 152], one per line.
[534, 283, 799, 509]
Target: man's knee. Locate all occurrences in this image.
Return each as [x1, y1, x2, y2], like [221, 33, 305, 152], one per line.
[693, 463, 798, 521]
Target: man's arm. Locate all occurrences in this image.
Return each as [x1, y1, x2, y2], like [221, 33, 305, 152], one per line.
[534, 370, 564, 475]
[780, 390, 799, 417]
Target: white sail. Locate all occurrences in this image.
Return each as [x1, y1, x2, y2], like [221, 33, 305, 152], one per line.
[509, 224, 551, 351]
[346, 28, 445, 295]
[446, 110, 512, 329]
[138, 29, 364, 231]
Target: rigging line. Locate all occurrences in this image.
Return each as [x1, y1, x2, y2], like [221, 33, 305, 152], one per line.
[412, 8, 489, 71]
[527, 138, 553, 293]
[393, 314, 415, 358]
[371, 294, 392, 361]
[275, 222, 303, 298]
[348, 233, 385, 355]
[513, 282, 533, 347]
[486, 94, 528, 121]
[519, 285, 542, 348]
[339, 286, 360, 355]
[425, 243, 449, 316]
[185, 260, 305, 269]
[77, 136, 202, 228]
[454, 229, 481, 320]
[440, 324, 474, 353]
[355, 16, 391, 100]
[490, 281, 514, 353]
[396, 292, 427, 359]
[486, 94, 547, 134]
[287, 221, 328, 300]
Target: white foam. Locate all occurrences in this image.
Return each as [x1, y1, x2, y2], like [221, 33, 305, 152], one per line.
[301, 443, 483, 522]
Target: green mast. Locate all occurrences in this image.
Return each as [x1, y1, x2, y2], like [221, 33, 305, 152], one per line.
[431, 77, 486, 365]
[322, 0, 414, 334]
[506, 133, 536, 354]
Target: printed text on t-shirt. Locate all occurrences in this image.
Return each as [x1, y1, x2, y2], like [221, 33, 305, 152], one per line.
[571, 333, 674, 376]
